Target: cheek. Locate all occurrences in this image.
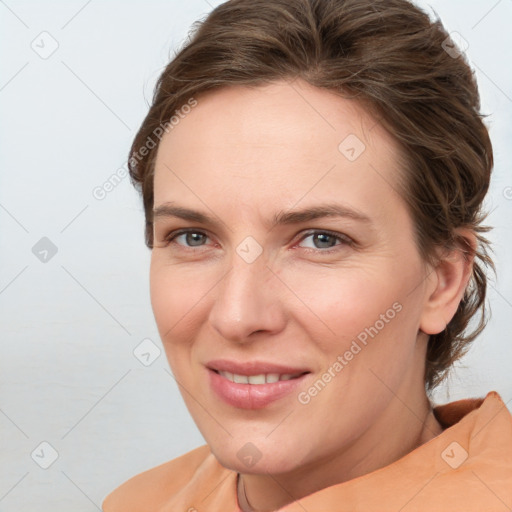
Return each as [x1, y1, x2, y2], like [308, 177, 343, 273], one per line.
[279, 264, 398, 339]
[280, 262, 422, 369]
[149, 260, 209, 353]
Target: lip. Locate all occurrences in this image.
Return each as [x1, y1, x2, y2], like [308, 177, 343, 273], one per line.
[206, 359, 311, 410]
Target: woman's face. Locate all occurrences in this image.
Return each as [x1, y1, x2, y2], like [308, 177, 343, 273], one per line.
[150, 79, 436, 475]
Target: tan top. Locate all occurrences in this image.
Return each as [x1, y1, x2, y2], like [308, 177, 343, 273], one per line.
[102, 391, 512, 511]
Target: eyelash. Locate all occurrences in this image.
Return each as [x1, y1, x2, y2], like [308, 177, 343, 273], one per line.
[162, 228, 353, 255]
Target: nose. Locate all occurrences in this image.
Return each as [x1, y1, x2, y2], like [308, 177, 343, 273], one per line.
[207, 254, 286, 344]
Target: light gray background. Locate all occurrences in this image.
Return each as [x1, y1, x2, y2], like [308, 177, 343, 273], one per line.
[0, 1, 511, 510]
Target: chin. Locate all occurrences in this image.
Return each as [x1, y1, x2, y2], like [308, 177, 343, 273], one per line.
[209, 438, 305, 475]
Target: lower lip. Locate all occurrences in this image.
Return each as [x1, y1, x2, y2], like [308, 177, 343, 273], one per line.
[208, 369, 309, 410]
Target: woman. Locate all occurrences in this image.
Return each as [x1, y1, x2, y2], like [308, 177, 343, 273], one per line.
[102, 0, 512, 510]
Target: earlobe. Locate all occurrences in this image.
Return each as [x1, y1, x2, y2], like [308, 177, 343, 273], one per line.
[419, 230, 476, 335]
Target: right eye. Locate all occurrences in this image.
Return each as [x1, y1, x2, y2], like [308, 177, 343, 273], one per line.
[164, 229, 212, 249]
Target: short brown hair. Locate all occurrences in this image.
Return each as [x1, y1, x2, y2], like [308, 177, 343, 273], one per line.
[127, 0, 494, 391]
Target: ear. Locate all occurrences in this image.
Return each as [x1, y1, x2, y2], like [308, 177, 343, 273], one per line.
[419, 229, 476, 335]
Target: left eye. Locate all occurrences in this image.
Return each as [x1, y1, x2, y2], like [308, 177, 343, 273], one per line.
[297, 231, 349, 252]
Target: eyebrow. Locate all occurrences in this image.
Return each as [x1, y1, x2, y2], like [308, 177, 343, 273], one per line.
[152, 202, 372, 229]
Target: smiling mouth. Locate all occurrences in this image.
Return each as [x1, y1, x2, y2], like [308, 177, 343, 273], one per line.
[208, 366, 311, 409]
[213, 370, 309, 384]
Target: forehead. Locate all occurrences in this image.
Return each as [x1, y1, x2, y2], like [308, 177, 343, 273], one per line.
[152, 79, 405, 225]
[157, 79, 390, 157]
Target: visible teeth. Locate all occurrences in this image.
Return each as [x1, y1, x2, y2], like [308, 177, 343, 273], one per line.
[217, 371, 302, 384]
[233, 374, 249, 384]
[248, 374, 266, 385]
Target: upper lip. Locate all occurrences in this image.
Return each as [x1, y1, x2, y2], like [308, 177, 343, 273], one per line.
[206, 359, 311, 376]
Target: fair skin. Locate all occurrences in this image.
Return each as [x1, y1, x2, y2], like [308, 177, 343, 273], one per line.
[150, 78, 475, 512]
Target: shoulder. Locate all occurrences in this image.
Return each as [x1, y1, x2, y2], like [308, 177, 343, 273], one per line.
[102, 444, 211, 512]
